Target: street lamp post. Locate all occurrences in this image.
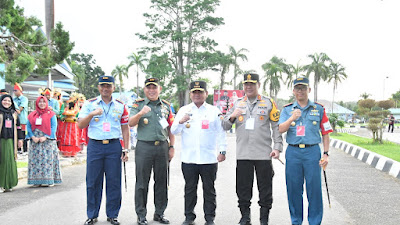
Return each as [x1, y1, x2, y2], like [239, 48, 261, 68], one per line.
[383, 76, 389, 100]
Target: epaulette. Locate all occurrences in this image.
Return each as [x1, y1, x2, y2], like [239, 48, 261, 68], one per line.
[283, 102, 294, 107]
[135, 98, 145, 102]
[88, 97, 97, 102]
[115, 99, 124, 104]
[315, 102, 324, 107]
[162, 99, 170, 105]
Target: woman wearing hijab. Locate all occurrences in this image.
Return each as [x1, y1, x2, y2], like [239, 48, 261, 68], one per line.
[0, 94, 23, 192]
[26, 96, 62, 187]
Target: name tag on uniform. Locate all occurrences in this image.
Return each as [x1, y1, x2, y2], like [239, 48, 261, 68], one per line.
[159, 117, 169, 129]
[296, 125, 305, 136]
[245, 118, 255, 130]
[202, 120, 209, 129]
[5, 119, 12, 128]
[103, 122, 111, 132]
[35, 118, 42, 125]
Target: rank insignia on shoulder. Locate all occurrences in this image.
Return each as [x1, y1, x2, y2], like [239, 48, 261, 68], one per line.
[88, 98, 97, 102]
[115, 99, 124, 104]
[136, 98, 145, 102]
[284, 102, 294, 107]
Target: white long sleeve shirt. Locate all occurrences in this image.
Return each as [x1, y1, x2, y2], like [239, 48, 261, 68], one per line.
[171, 102, 227, 164]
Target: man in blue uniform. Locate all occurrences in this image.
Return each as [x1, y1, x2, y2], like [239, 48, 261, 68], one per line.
[41, 88, 60, 115]
[13, 83, 28, 154]
[278, 77, 332, 225]
[78, 75, 130, 225]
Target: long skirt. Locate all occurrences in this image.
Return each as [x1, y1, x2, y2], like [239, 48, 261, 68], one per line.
[0, 138, 18, 189]
[59, 121, 80, 156]
[56, 119, 65, 148]
[78, 127, 88, 146]
[27, 129, 62, 185]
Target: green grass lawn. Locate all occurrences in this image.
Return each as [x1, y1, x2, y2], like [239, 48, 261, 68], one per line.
[17, 161, 28, 168]
[331, 133, 400, 162]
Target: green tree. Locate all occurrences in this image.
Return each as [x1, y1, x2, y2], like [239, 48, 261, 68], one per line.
[145, 53, 175, 98]
[111, 65, 129, 94]
[67, 53, 105, 99]
[228, 45, 248, 89]
[391, 90, 400, 108]
[285, 61, 304, 89]
[304, 52, 331, 102]
[127, 52, 147, 97]
[136, 0, 224, 107]
[360, 92, 371, 100]
[261, 56, 286, 99]
[0, 0, 74, 83]
[358, 99, 394, 143]
[328, 62, 347, 113]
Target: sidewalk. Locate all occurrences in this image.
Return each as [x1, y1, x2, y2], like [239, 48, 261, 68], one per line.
[16, 147, 87, 180]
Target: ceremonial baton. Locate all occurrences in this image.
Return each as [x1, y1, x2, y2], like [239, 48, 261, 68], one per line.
[277, 158, 285, 165]
[321, 159, 331, 208]
[122, 149, 128, 192]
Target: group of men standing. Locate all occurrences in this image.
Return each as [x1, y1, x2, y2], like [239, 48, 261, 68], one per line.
[78, 73, 332, 225]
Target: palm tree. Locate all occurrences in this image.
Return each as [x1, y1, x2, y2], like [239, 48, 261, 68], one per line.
[328, 62, 347, 113]
[261, 56, 286, 99]
[228, 46, 249, 89]
[128, 52, 147, 97]
[285, 61, 304, 89]
[304, 52, 331, 102]
[360, 92, 371, 100]
[214, 51, 233, 90]
[111, 65, 129, 94]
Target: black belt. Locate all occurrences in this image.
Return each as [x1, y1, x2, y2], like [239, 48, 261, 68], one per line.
[90, 138, 119, 144]
[289, 144, 318, 149]
[138, 140, 167, 146]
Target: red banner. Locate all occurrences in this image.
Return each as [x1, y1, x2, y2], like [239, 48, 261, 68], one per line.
[213, 90, 245, 114]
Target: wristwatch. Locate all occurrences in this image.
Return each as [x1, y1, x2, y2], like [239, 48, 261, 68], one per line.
[169, 145, 174, 149]
[323, 151, 329, 156]
[122, 149, 130, 153]
[220, 151, 226, 155]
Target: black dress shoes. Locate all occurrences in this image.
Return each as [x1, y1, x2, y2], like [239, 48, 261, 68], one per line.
[153, 214, 170, 224]
[182, 220, 195, 225]
[84, 218, 98, 225]
[107, 217, 120, 225]
[137, 217, 148, 225]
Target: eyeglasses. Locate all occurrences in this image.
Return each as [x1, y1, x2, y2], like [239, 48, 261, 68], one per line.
[294, 86, 308, 92]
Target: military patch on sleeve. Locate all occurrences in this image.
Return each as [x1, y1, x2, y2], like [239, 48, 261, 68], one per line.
[132, 103, 139, 108]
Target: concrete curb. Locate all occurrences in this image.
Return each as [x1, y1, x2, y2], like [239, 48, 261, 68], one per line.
[17, 155, 86, 180]
[330, 138, 400, 180]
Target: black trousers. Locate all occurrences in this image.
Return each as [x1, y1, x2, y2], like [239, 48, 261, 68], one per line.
[18, 131, 27, 153]
[388, 124, 394, 132]
[182, 162, 218, 222]
[135, 141, 169, 218]
[236, 160, 274, 219]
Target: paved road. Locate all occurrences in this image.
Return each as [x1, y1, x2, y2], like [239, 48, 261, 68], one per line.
[1, 134, 400, 224]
